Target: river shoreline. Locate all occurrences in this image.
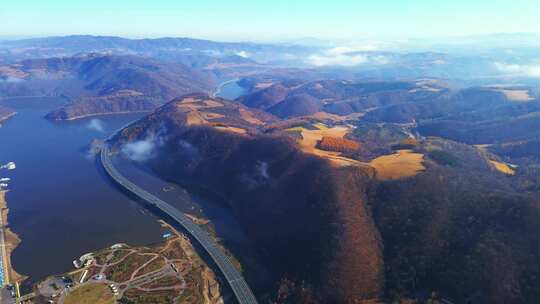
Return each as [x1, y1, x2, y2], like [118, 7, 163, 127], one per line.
[46, 109, 153, 121]
[212, 78, 241, 99]
[0, 99, 167, 289]
[0, 190, 25, 284]
[0, 112, 16, 126]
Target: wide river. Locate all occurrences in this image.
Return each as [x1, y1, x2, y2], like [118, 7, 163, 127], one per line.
[0, 97, 163, 287]
[215, 79, 247, 100]
[0, 90, 254, 291]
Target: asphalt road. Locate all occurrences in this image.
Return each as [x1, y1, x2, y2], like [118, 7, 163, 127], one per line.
[100, 146, 258, 304]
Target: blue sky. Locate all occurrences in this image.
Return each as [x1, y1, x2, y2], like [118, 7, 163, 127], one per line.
[1, 0, 540, 41]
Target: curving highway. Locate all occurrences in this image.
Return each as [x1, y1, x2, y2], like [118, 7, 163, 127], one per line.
[100, 146, 258, 304]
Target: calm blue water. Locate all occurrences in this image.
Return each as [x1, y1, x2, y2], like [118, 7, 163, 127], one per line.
[0, 98, 162, 285]
[216, 80, 246, 100]
[114, 159, 250, 244]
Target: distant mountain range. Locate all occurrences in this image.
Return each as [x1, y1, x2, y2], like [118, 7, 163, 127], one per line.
[0, 35, 315, 66]
[238, 79, 449, 118]
[0, 54, 216, 119]
[3, 34, 540, 83]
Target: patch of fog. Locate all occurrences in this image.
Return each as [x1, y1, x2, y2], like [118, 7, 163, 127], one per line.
[240, 161, 271, 190]
[87, 118, 105, 132]
[326, 45, 379, 55]
[240, 174, 257, 189]
[178, 139, 199, 157]
[122, 139, 156, 162]
[0, 76, 24, 83]
[203, 49, 222, 57]
[307, 45, 389, 67]
[85, 140, 104, 160]
[282, 53, 298, 60]
[256, 161, 269, 179]
[121, 124, 169, 162]
[494, 62, 540, 78]
[235, 51, 250, 58]
[308, 53, 369, 67]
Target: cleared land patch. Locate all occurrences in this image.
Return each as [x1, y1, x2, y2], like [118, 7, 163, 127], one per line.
[239, 108, 264, 125]
[304, 111, 369, 122]
[175, 97, 259, 134]
[497, 89, 533, 102]
[369, 149, 425, 180]
[64, 283, 115, 304]
[287, 123, 364, 167]
[214, 125, 247, 134]
[489, 160, 516, 175]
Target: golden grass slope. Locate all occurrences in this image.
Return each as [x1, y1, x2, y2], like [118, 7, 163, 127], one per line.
[286, 123, 425, 180]
[489, 160, 516, 175]
[214, 125, 247, 134]
[175, 96, 251, 134]
[369, 149, 425, 180]
[288, 123, 364, 167]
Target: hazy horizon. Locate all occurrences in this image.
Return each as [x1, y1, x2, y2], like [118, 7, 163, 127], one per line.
[2, 31, 540, 43]
[2, 0, 540, 41]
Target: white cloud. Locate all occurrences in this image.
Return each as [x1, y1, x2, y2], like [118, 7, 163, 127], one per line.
[326, 44, 379, 55]
[494, 62, 540, 77]
[87, 118, 105, 132]
[0, 76, 24, 83]
[256, 161, 269, 179]
[371, 55, 391, 65]
[120, 124, 169, 162]
[306, 44, 388, 67]
[121, 139, 156, 162]
[282, 53, 298, 60]
[202, 49, 222, 57]
[308, 54, 369, 67]
[178, 139, 198, 157]
[235, 50, 250, 58]
[326, 47, 356, 56]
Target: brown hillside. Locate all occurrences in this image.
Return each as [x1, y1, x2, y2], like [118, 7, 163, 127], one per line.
[112, 95, 384, 303]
